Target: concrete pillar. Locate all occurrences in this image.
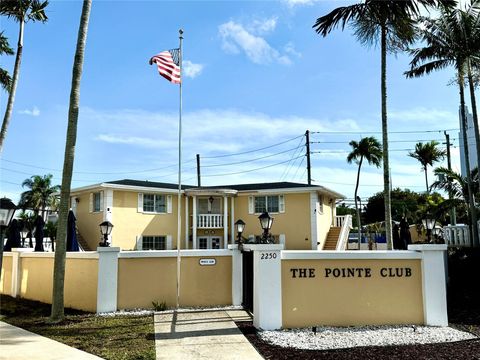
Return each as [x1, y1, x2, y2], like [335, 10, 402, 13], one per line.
[96, 247, 120, 313]
[408, 244, 448, 326]
[224, 196, 228, 249]
[244, 244, 284, 330]
[228, 244, 242, 306]
[192, 196, 197, 249]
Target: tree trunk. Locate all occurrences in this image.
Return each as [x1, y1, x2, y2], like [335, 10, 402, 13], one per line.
[355, 157, 363, 250]
[458, 69, 479, 247]
[381, 24, 393, 250]
[424, 165, 429, 193]
[0, 19, 24, 153]
[50, 0, 92, 323]
[467, 60, 480, 172]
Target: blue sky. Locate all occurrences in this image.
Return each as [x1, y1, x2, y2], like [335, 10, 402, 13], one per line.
[0, 0, 465, 205]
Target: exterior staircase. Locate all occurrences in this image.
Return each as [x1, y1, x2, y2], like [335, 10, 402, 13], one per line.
[76, 229, 92, 251]
[323, 227, 341, 250]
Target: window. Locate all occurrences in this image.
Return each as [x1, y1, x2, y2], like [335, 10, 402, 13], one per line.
[254, 195, 280, 213]
[142, 236, 166, 250]
[198, 197, 221, 214]
[93, 192, 101, 212]
[143, 194, 166, 213]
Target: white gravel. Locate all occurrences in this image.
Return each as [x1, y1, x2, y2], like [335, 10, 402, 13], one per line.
[98, 305, 244, 317]
[259, 325, 477, 350]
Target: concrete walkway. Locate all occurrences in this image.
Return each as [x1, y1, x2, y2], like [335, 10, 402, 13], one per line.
[154, 309, 263, 359]
[0, 321, 103, 360]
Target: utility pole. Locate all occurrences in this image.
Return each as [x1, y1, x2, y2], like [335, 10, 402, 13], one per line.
[196, 154, 201, 187]
[444, 131, 456, 225]
[305, 130, 311, 185]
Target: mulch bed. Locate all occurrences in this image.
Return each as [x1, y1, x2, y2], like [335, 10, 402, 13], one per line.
[236, 248, 480, 359]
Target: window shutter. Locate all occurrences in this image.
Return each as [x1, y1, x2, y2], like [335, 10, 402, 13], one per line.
[279, 195, 285, 213]
[137, 193, 143, 213]
[100, 191, 104, 212]
[248, 196, 254, 214]
[89, 193, 93, 213]
[166, 235, 173, 250]
[136, 235, 143, 250]
[167, 195, 173, 213]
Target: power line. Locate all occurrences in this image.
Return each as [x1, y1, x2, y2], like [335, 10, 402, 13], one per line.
[201, 146, 300, 168]
[202, 155, 304, 177]
[311, 128, 459, 135]
[280, 136, 306, 181]
[200, 134, 304, 159]
[311, 138, 450, 144]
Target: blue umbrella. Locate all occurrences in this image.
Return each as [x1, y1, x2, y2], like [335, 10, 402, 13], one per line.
[67, 210, 79, 252]
[34, 216, 45, 252]
[4, 219, 21, 251]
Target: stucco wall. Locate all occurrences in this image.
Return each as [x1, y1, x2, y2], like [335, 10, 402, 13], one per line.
[317, 194, 334, 249]
[113, 191, 182, 250]
[282, 259, 424, 327]
[19, 255, 98, 312]
[235, 193, 312, 250]
[76, 191, 104, 250]
[117, 255, 232, 309]
[0, 254, 13, 296]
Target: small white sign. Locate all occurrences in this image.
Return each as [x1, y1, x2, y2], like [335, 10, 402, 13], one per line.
[199, 258, 216, 266]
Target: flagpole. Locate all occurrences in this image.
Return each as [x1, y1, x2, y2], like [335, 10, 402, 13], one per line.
[176, 28, 183, 309]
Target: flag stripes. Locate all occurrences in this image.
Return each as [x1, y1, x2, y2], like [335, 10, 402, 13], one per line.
[149, 49, 181, 84]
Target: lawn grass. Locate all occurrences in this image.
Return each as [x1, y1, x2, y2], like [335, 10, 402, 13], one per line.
[0, 295, 156, 360]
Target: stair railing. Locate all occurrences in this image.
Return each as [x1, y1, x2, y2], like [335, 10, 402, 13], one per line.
[335, 215, 352, 251]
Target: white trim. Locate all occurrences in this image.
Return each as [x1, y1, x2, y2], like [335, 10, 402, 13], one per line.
[118, 249, 232, 258]
[104, 189, 113, 222]
[136, 235, 143, 250]
[185, 189, 238, 196]
[230, 197, 235, 245]
[281, 250, 422, 260]
[238, 186, 345, 199]
[223, 196, 228, 249]
[310, 192, 318, 250]
[167, 195, 173, 213]
[279, 194, 285, 213]
[166, 235, 173, 250]
[185, 196, 189, 249]
[137, 193, 143, 213]
[248, 196, 254, 214]
[279, 234, 286, 246]
[192, 195, 197, 249]
[89, 193, 93, 213]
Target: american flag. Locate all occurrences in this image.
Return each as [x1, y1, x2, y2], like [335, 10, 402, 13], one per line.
[149, 49, 181, 84]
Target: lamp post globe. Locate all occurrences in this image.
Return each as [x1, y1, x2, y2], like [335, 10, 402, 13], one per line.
[422, 214, 435, 243]
[234, 219, 245, 250]
[99, 220, 113, 247]
[258, 212, 274, 243]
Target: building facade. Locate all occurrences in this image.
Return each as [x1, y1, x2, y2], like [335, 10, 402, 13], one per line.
[69, 180, 345, 251]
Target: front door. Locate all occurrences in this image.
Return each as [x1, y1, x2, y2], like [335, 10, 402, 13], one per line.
[198, 236, 222, 249]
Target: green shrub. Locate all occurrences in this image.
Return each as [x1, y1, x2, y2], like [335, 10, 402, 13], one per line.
[152, 300, 167, 311]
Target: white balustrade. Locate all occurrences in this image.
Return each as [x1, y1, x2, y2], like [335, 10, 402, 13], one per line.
[443, 221, 480, 247]
[197, 214, 224, 229]
[335, 214, 353, 251]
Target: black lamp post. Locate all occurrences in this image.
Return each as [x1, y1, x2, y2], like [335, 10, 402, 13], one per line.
[258, 212, 274, 244]
[234, 219, 245, 250]
[0, 198, 17, 277]
[99, 220, 113, 247]
[422, 214, 435, 243]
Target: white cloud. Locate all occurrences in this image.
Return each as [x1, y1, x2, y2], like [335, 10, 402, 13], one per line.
[389, 107, 456, 124]
[283, 0, 317, 8]
[18, 106, 40, 117]
[218, 20, 295, 65]
[183, 60, 204, 79]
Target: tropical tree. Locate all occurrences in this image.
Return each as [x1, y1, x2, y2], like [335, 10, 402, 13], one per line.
[19, 174, 60, 218]
[313, 0, 454, 250]
[406, 2, 480, 246]
[408, 141, 447, 193]
[431, 167, 479, 207]
[17, 210, 36, 247]
[51, 0, 92, 323]
[0, 31, 14, 92]
[0, 0, 48, 153]
[347, 136, 382, 248]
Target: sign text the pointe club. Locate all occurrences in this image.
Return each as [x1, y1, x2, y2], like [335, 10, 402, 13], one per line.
[290, 267, 413, 278]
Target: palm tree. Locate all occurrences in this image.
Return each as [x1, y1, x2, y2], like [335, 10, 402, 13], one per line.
[17, 210, 36, 247]
[347, 136, 382, 249]
[0, 0, 48, 153]
[51, 0, 92, 323]
[408, 141, 447, 193]
[0, 32, 14, 92]
[313, 0, 454, 250]
[19, 174, 60, 219]
[406, 3, 480, 246]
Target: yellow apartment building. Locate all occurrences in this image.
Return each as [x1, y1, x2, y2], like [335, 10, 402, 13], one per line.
[69, 180, 346, 251]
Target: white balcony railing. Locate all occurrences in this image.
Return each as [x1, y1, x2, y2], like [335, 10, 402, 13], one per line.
[443, 221, 480, 247]
[335, 215, 353, 251]
[197, 214, 224, 229]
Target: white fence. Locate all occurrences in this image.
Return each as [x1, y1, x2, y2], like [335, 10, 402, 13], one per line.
[335, 215, 352, 251]
[443, 221, 480, 247]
